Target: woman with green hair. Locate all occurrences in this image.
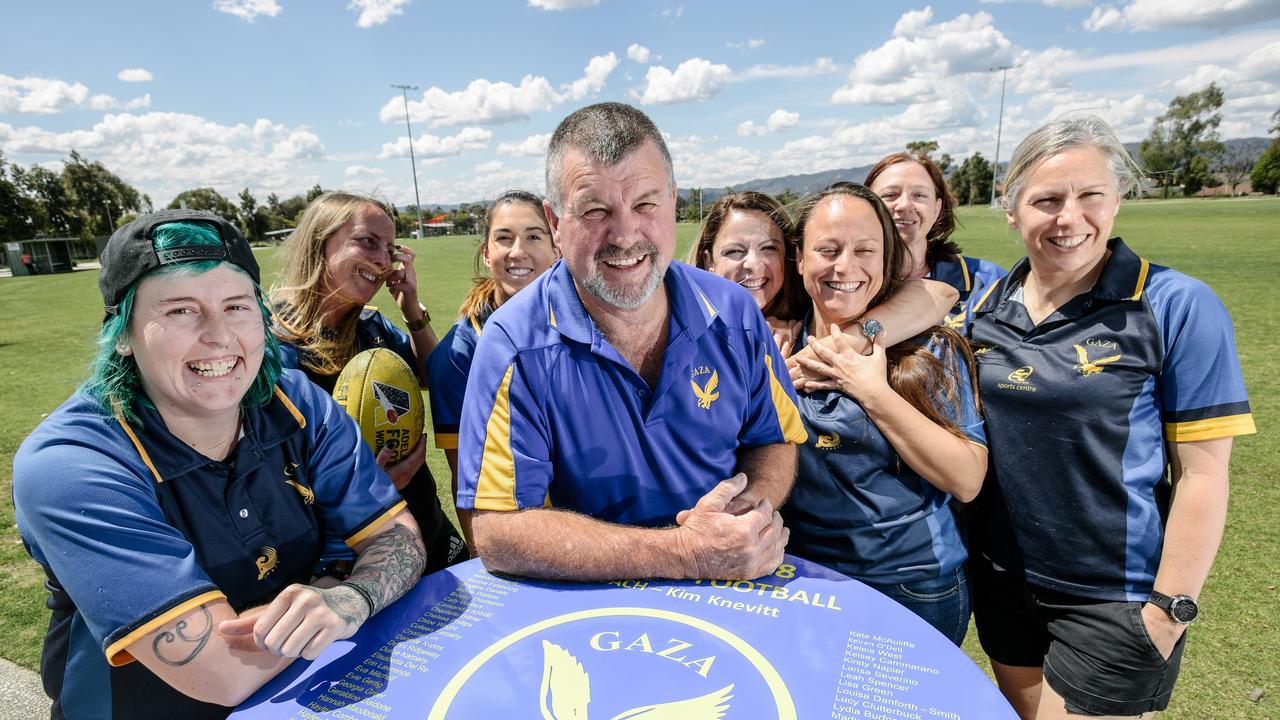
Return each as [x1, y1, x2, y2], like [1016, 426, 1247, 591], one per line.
[13, 211, 426, 718]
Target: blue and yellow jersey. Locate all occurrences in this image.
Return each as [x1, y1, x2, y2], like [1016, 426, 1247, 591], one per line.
[784, 325, 985, 585]
[12, 370, 403, 718]
[964, 238, 1255, 602]
[427, 308, 491, 451]
[456, 260, 807, 527]
[932, 254, 1007, 327]
[276, 304, 418, 393]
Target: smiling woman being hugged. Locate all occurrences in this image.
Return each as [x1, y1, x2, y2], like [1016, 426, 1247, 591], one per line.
[962, 117, 1256, 719]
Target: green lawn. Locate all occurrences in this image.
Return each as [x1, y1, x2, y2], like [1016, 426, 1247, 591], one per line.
[0, 198, 1274, 716]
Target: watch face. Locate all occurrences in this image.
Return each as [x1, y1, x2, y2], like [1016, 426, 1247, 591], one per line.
[1170, 596, 1199, 623]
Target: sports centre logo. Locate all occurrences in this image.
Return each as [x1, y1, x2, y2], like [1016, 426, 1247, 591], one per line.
[426, 607, 796, 719]
[370, 380, 411, 426]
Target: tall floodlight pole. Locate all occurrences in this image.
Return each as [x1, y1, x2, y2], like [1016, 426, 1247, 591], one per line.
[391, 84, 426, 239]
[987, 65, 1017, 207]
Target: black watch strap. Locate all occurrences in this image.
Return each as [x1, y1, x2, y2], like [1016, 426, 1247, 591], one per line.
[1148, 590, 1199, 624]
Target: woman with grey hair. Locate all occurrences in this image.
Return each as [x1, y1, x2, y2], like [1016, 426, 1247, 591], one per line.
[962, 116, 1255, 718]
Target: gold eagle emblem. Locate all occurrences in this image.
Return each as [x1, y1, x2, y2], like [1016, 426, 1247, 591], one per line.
[815, 433, 841, 450]
[1073, 344, 1121, 376]
[540, 640, 733, 720]
[256, 546, 278, 581]
[690, 371, 720, 410]
[285, 478, 315, 504]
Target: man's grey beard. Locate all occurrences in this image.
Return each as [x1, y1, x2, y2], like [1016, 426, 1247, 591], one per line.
[579, 241, 666, 310]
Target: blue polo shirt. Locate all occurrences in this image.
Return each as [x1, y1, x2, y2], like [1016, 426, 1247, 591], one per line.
[933, 254, 1007, 326]
[427, 308, 491, 451]
[964, 238, 1256, 601]
[13, 370, 404, 719]
[276, 305, 418, 394]
[456, 260, 808, 527]
[783, 325, 985, 585]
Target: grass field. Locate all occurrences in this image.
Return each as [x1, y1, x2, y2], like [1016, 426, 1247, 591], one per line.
[0, 197, 1275, 716]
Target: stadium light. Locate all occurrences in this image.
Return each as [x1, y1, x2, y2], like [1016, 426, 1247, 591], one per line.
[391, 84, 427, 239]
[987, 64, 1019, 208]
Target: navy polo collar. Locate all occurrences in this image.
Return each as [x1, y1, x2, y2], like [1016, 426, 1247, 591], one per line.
[542, 259, 719, 346]
[974, 237, 1148, 318]
[122, 388, 306, 483]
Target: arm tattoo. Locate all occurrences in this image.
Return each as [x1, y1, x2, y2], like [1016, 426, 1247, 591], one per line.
[344, 524, 425, 616]
[152, 605, 212, 666]
[308, 586, 368, 626]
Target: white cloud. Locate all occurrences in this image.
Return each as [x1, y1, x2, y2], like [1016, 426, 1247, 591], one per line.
[738, 109, 800, 136]
[1083, 6, 1126, 32]
[117, 68, 153, 83]
[659, 6, 683, 20]
[0, 112, 326, 204]
[1086, 0, 1280, 32]
[736, 58, 838, 81]
[637, 57, 733, 105]
[497, 132, 552, 157]
[666, 134, 766, 188]
[833, 9, 1015, 106]
[474, 159, 505, 174]
[727, 38, 766, 51]
[378, 126, 492, 160]
[378, 53, 617, 127]
[212, 0, 281, 22]
[0, 75, 148, 114]
[345, 165, 386, 177]
[348, 0, 409, 28]
[561, 52, 619, 100]
[627, 43, 652, 64]
[528, 0, 600, 9]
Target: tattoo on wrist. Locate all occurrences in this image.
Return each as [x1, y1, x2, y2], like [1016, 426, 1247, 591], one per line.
[153, 606, 212, 666]
[311, 586, 368, 627]
[345, 525, 426, 613]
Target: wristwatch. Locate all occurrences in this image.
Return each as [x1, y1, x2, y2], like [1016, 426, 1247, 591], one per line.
[1148, 591, 1200, 624]
[404, 302, 431, 332]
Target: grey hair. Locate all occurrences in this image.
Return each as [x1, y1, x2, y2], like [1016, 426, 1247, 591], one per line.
[544, 102, 675, 214]
[999, 116, 1143, 211]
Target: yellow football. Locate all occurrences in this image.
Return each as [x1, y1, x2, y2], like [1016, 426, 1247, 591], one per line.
[332, 348, 424, 464]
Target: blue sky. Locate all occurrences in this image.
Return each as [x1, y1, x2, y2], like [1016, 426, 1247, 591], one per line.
[2, 0, 1278, 207]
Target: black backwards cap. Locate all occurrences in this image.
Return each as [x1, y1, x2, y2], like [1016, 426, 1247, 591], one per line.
[99, 209, 260, 319]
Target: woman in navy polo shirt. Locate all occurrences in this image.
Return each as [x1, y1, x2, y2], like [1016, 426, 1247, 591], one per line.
[964, 117, 1255, 718]
[13, 213, 425, 718]
[865, 152, 1006, 319]
[427, 190, 559, 550]
[272, 191, 464, 574]
[781, 184, 988, 645]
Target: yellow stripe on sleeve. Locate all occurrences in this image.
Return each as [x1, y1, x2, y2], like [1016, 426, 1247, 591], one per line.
[344, 500, 408, 548]
[106, 590, 227, 667]
[1164, 414, 1257, 443]
[474, 364, 519, 511]
[1131, 258, 1150, 301]
[273, 386, 307, 429]
[434, 432, 459, 450]
[116, 416, 163, 484]
[957, 254, 972, 292]
[765, 354, 808, 445]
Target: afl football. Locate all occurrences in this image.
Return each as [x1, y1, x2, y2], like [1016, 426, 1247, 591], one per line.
[333, 348, 424, 464]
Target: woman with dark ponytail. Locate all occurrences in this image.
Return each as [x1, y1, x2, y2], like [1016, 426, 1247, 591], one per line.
[427, 190, 558, 549]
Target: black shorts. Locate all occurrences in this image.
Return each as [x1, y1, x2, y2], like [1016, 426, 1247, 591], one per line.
[970, 555, 1187, 717]
[400, 464, 468, 575]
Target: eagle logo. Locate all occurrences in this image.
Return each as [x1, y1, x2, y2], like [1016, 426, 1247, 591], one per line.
[1073, 344, 1121, 376]
[255, 546, 278, 581]
[540, 640, 734, 719]
[691, 371, 720, 410]
[284, 463, 314, 504]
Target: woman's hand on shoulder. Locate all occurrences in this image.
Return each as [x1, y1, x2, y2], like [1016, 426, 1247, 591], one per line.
[766, 316, 802, 357]
[795, 325, 891, 403]
[376, 434, 427, 490]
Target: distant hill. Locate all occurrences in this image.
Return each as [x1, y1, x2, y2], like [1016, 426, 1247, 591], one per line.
[412, 137, 1272, 209]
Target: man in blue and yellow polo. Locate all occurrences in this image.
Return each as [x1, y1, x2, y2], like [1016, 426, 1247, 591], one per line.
[456, 103, 807, 581]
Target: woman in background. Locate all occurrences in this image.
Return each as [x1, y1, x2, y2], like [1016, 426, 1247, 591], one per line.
[273, 191, 464, 574]
[428, 190, 559, 549]
[783, 184, 987, 645]
[866, 153, 1006, 320]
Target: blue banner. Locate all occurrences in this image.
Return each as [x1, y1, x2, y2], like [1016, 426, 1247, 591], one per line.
[231, 556, 1014, 719]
